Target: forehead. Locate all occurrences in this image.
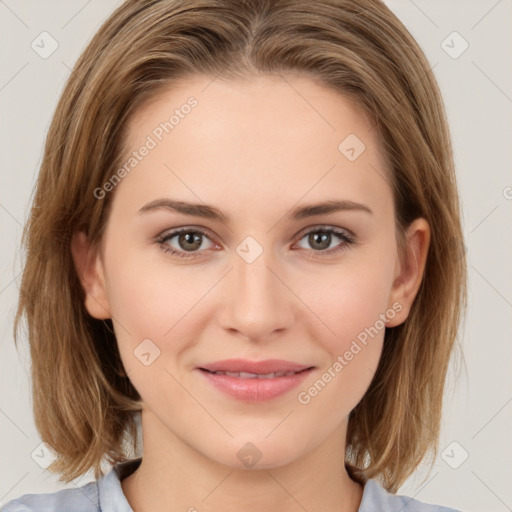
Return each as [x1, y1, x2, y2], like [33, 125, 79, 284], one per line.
[116, 73, 392, 217]
[127, 73, 379, 156]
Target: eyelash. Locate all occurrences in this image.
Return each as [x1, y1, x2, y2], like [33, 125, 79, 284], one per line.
[156, 225, 355, 260]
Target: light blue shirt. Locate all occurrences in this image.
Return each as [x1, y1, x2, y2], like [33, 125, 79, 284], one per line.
[2, 457, 461, 511]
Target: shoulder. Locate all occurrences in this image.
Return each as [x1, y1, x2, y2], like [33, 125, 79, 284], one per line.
[359, 478, 462, 512]
[1, 481, 99, 512]
[2, 458, 140, 512]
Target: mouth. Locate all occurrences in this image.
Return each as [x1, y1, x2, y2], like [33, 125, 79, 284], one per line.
[198, 358, 313, 374]
[196, 359, 315, 401]
[200, 369, 310, 379]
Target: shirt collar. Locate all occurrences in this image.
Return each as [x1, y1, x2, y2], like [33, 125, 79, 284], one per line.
[97, 457, 392, 512]
[97, 457, 142, 511]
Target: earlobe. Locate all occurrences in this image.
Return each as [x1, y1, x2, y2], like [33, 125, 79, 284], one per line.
[70, 231, 111, 320]
[386, 218, 430, 327]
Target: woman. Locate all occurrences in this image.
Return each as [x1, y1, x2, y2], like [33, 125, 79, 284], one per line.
[4, 0, 466, 510]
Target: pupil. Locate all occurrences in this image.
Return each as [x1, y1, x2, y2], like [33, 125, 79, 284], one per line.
[180, 232, 201, 251]
[176, 231, 332, 253]
[310, 232, 330, 250]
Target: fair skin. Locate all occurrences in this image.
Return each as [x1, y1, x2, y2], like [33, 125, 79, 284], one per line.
[72, 73, 430, 512]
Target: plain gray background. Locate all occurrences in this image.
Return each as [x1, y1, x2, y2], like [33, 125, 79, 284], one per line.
[1, 1, 511, 510]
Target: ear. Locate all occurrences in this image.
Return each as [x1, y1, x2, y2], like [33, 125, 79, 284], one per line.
[71, 231, 111, 319]
[386, 218, 430, 327]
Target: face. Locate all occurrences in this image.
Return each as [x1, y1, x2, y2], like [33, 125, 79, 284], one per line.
[74, 73, 429, 470]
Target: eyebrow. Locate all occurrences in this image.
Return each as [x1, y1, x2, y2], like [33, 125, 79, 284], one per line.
[138, 198, 373, 223]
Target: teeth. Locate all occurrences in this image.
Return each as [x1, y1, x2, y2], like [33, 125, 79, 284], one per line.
[212, 370, 299, 378]
[225, 371, 244, 377]
[239, 372, 258, 378]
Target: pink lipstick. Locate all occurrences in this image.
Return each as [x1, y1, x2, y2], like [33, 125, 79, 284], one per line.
[197, 359, 314, 402]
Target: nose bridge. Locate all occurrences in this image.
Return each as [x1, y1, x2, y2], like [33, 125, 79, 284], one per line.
[220, 237, 293, 337]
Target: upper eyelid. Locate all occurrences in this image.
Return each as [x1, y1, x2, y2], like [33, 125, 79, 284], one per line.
[299, 224, 354, 237]
[157, 225, 217, 243]
[157, 224, 354, 245]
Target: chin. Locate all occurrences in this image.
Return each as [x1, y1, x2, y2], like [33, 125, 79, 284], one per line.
[204, 436, 306, 471]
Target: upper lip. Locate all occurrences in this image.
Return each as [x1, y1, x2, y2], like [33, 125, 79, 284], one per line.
[198, 359, 313, 374]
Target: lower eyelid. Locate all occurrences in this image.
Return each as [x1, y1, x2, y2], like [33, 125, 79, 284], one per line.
[157, 227, 354, 257]
[297, 227, 353, 244]
[158, 230, 216, 252]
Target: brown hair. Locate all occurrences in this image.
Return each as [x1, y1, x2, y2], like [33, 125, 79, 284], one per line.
[15, 0, 467, 492]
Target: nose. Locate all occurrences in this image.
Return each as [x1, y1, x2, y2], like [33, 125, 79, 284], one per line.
[217, 242, 295, 341]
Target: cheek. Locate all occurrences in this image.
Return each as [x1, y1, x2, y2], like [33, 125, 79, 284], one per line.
[293, 255, 395, 409]
[104, 227, 395, 409]
[104, 257, 214, 418]
[303, 258, 394, 353]
[102, 246, 215, 371]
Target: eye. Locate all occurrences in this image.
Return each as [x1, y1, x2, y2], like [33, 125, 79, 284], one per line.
[156, 225, 355, 260]
[156, 227, 217, 259]
[295, 226, 354, 257]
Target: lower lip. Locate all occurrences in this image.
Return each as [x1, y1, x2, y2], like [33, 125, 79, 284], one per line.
[198, 368, 314, 402]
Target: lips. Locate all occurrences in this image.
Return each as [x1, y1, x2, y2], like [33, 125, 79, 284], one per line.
[197, 359, 315, 401]
[204, 370, 300, 379]
[199, 358, 312, 374]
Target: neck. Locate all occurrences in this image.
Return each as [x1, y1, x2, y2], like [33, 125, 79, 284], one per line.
[122, 410, 363, 512]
